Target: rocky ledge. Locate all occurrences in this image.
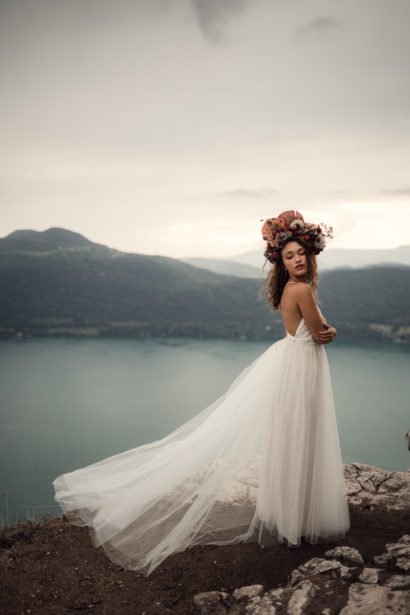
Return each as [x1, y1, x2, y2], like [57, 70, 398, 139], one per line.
[1, 463, 409, 615]
[193, 536, 410, 614]
[193, 463, 410, 615]
[343, 462, 410, 511]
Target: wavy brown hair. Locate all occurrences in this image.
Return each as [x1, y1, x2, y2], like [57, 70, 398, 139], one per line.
[259, 237, 319, 311]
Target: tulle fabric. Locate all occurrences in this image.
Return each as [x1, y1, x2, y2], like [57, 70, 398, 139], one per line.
[53, 313, 350, 576]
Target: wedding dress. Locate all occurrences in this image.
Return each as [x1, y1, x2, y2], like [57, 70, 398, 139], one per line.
[53, 300, 350, 576]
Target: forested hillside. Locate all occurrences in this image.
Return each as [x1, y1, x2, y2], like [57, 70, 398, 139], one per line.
[1, 228, 409, 342]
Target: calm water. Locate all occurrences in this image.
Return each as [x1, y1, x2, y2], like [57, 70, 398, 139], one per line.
[1, 336, 409, 523]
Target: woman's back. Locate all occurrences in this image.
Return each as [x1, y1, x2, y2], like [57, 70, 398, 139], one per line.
[280, 281, 325, 339]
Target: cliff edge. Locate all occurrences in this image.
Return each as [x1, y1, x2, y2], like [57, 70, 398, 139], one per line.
[0, 463, 409, 615]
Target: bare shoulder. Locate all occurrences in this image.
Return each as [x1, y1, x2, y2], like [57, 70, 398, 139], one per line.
[285, 282, 316, 308]
[285, 281, 313, 295]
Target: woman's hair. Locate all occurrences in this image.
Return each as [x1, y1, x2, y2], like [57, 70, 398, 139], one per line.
[260, 237, 319, 310]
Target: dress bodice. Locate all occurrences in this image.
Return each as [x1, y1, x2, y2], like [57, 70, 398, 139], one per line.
[285, 317, 318, 345]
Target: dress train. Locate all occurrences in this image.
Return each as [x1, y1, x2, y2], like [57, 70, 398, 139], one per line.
[53, 309, 350, 576]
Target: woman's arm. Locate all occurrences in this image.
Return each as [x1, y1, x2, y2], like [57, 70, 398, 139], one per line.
[292, 284, 327, 339]
[291, 284, 336, 344]
[315, 324, 337, 344]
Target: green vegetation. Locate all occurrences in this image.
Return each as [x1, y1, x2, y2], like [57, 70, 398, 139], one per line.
[0, 228, 409, 342]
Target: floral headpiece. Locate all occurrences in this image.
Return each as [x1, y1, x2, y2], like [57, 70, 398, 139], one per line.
[261, 210, 334, 264]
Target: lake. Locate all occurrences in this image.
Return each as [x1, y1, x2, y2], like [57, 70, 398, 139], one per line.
[1, 336, 409, 523]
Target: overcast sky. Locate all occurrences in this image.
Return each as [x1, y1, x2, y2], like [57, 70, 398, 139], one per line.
[1, 0, 409, 257]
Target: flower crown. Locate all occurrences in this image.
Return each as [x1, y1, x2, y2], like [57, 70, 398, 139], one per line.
[261, 210, 334, 264]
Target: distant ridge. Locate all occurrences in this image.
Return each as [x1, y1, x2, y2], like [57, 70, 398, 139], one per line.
[0, 227, 113, 253]
[1, 227, 409, 342]
[222, 245, 410, 274]
[0, 227, 278, 340]
[181, 257, 262, 279]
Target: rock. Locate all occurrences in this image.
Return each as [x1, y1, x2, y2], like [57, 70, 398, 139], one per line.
[358, 568, 382, 584]
[373, 539, 410, 569]
[343, 463, 410, 510]
[193, 591, 232, 615]
[383, 575, 410, 590]
[385, 542, 410, 558]
[298, 557, 341, 575]
[287, 580, 317, 615]
[339, 583, 410, 615]
[287, 570, 305, 588]
[246, 596, 262, 612]
[373, 537, 410, 570]
[324, 546, 364, 566]
[406, 429, 410, 451]
[246, 594, 276, 614]
[373, 552, 393, 566]
[266, 588, 284, 603]
[395, 557, 410, 572]
[340, 565, 359, 581]
[321, 610, 332, 615]
[233, 585, 264, 601]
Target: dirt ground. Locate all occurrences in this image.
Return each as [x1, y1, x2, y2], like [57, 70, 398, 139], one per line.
[1, 505, 409, 615]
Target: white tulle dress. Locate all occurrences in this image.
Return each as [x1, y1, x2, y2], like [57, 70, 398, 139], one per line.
[53, 304, 350, 576]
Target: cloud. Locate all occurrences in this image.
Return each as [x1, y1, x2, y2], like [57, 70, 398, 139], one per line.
[191, 0, 249, 42]
[266, 132, 316, 142]
[295, 16, 344, 39]
[219, 188, 279, 199]
[379, 187, 410, 195]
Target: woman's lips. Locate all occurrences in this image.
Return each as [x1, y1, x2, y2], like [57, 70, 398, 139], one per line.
[296, 265, 305, 269]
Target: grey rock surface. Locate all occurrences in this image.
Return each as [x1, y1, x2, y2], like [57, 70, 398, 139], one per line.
[324, 546, 365, 566]
[344, 462, 410, 510]
[396, 557, 410, 572]
[339, 565, 359, 581]
[287, 580, 317, 615]
[247, 595, 276, 615]
[358, 568, 382, 584]
[193, 591, 232, 615]
[339, 583, 410, 615]
[265, 588, 284, 602]
[383, 574, 410, 590]
[233, 585, 264, 601]
[298, 556, 341, 575]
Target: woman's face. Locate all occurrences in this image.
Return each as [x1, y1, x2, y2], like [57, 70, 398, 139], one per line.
[280, 241, 308, 277]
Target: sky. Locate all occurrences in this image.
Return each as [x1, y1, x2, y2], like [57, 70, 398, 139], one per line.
[1, 0, 409, 258]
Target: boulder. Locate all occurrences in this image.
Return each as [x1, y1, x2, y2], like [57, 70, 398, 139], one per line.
[339, 583, 410, 615]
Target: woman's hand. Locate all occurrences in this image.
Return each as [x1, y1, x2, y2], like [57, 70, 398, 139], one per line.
[314, 324, 337, 344]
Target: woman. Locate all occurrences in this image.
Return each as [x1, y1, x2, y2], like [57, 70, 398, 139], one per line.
[53, 210, 350, 576]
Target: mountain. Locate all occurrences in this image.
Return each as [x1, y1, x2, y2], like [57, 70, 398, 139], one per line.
[0, 227, 278, 340]
[219, 245, 410, 275]
[0, 227, 115, 254]
[1, 227, 409, 342]
[181, 257, 262, 279]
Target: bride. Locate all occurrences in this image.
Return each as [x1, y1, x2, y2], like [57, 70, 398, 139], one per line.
[53, 210, 350, 576]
